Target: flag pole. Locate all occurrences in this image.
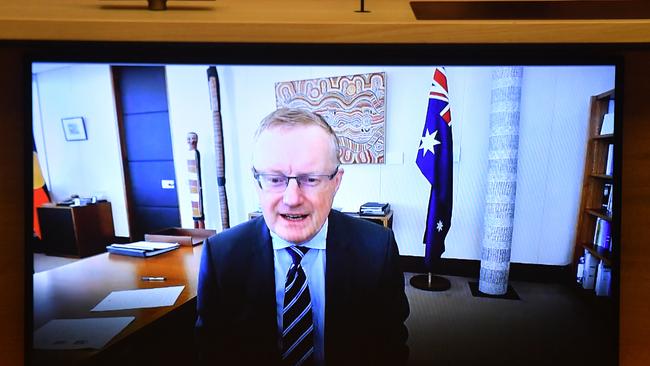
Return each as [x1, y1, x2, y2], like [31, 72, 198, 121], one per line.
[410, 273, 451, 292]
[411, 67, 453, 292]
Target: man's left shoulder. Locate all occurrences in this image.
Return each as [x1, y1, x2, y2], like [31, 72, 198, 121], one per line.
[329, 210, 392, 243]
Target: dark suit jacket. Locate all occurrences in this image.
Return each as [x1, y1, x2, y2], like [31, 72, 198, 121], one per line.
[196, 210, 409, 365]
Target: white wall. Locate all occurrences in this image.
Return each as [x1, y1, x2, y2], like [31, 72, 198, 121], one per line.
[32, 64, 129, 237]
[513, 66, 615, 264]
[165, 65, 223, 231]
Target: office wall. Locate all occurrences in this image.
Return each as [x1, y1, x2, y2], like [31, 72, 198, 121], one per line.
[32, 64, 129, 237]
[514, 67, 615, 264]
[165, 66, 223, 230]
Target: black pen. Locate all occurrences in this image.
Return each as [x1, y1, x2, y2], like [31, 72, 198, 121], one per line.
[141, 276, 166, 281]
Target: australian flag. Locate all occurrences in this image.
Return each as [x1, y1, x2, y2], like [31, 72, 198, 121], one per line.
[416, 67, 453, 270]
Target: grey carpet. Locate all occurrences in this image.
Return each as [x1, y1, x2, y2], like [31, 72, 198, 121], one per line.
[404, 273, 616, 366]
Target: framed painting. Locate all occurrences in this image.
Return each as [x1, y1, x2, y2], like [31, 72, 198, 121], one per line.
[276, 72, 386, 164]
[61, 117, 87, 141]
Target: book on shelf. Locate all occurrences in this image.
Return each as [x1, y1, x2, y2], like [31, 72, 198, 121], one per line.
[605, 144, 614, 176]
[608, 99, 615, 115]
[359, 202, 390, 216]
[601, 183, 613, 215]
[600, 113, 614, 135]
[106, 241, 180, 258]
[593, 218, 612, 252]
[593, 218, 602, 247]
[576, 256, 585, 285]
[606, 185, 613, 215]
[597, 218, 612, 250]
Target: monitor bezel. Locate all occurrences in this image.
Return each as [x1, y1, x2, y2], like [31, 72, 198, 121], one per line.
[24, 41, 624, 365]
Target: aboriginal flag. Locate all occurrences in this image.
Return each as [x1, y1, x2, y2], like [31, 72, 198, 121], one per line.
[33, 140, 50, 239]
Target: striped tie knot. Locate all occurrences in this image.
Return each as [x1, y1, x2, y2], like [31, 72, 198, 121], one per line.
[287, 245, 309, 265]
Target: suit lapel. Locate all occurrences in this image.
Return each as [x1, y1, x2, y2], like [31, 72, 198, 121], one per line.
[246, 218, 276, 303]
[325, 211, 353, 351]
[243, 218, 279, 355]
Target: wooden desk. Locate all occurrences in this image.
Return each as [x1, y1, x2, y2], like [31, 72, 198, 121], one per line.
[32, 245, 203, 366]
[1, 0, 650, 43]
[248, 210, 393, 229]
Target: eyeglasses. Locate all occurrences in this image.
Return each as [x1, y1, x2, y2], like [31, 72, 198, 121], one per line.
[253, 166, 340, 192]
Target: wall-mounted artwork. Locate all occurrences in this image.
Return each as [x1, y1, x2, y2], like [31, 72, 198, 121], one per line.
[61, 117, 87, 141]
[275, 72, 386, 164]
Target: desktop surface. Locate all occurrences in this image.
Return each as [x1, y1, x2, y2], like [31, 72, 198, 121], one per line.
[0, 0, 650, 43]
[32, 245, 203, 366]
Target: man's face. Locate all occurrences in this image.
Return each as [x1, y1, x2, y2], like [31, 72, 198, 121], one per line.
[252, 125, 343, 244]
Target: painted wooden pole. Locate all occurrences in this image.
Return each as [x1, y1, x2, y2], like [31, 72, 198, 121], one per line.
[207, 66, 230, 230]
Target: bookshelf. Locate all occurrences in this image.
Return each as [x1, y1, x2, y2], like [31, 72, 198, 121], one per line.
[574, 89, 615, 296]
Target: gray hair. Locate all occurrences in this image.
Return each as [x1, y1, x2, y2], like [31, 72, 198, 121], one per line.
[254, 108, 341, 165]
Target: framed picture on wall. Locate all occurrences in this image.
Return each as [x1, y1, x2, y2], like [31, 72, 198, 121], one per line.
[61, 117, 87, 141]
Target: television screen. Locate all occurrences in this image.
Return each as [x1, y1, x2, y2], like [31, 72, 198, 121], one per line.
[29, 46, 619, 366]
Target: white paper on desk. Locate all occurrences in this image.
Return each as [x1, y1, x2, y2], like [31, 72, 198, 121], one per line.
[109, 241, 179, 251]
[91, 285, 185, 312]
[33, 317, 134, 350]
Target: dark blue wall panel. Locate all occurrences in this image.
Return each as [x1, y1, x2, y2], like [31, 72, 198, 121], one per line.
[124, 112, 174, 161]
[128, 161, 178, 207]
[134, 207, 181, 234]
[115, 65, 180, 238]
[119, 66, 169, 114]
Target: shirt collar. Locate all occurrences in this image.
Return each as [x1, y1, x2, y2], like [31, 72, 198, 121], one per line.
[270, 219, 328, 251]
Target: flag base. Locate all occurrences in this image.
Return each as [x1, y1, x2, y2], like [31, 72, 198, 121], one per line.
[409, 273, 451, 292]
[468, 281, 520, 300]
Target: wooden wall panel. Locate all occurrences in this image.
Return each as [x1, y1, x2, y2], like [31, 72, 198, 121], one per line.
[0, 46, 25, 366]
[0, 0, 650, 43]
[619, 50, 650, 366]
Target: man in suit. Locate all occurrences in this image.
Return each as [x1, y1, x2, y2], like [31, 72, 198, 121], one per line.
[196, 108, 409, 365]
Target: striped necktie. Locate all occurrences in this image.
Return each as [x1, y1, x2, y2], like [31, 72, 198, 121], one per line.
[281, 245, 314, 366]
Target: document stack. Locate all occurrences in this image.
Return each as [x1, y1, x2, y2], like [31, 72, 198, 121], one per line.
[106, 241, 180, 258]
[581, 250, 599, 290]
[359, 202, 390, 216]
[579, 249, 612, 296]
[595, 260, 612, 297]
